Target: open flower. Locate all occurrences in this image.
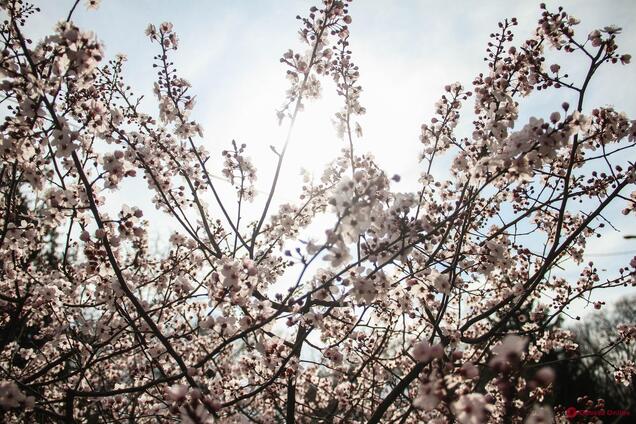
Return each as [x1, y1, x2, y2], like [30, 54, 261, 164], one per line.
[452, 393, 492, 424]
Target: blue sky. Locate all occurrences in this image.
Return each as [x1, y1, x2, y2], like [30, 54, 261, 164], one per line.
[27, 0, 636, 318]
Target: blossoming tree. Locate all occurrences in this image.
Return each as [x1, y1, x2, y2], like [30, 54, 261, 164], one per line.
[1, 0, 635, 422]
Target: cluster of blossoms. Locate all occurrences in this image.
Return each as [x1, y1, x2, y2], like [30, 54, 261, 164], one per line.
[614, 361, 636, 387]
[0, 0, 635, 423]
[422, 83, 471, 165]
[221, 141, 257, 202]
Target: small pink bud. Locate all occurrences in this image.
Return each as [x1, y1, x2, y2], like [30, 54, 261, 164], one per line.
[412, 341, 432, 362]
[535, 367, 556, 385]
[430, 344, 444, 359]
[550, 112, 561, 123]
